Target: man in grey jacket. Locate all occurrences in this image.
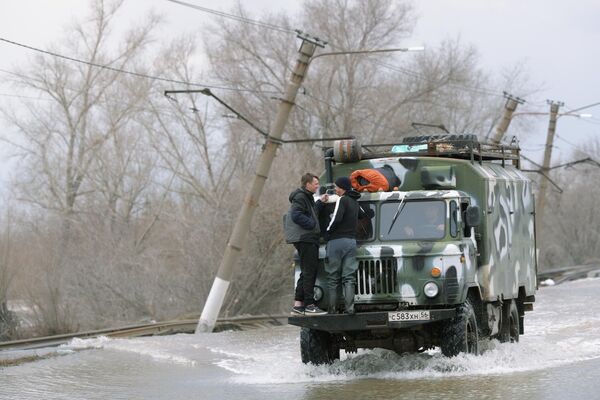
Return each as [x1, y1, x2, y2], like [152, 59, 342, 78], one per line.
[284, 173, 327, 315]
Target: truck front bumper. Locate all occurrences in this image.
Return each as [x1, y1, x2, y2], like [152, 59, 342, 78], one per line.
[288, 309, 456, 332]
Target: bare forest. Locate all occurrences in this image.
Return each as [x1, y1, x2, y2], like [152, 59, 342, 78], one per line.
[0, 0, 597, 340]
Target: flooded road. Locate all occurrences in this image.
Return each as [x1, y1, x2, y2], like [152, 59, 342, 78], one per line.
[2, 278, 600, 400]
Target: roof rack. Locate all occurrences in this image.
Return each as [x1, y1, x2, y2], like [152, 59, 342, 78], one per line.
[359, 134, 522, 168]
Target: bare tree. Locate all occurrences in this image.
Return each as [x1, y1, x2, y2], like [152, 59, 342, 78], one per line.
[0, 207, 18, 340]
[0, 0, 169, 334]
[539, 141, 600, 269]
[2, 0, 159, 245]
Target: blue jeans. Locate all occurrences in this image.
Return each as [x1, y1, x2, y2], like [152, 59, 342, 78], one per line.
[325, 238, 358, 290]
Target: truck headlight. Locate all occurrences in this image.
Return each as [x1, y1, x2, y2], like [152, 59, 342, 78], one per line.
[313, 286, 323, 302]
[424, 282, 439, 298]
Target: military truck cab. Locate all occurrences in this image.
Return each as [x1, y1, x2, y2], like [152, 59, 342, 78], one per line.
[288, 135, 537, 364]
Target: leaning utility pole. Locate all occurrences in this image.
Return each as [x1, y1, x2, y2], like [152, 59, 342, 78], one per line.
[196, 34, 324, 333]
[492, 93, 524, 144]
[536, 100, 563, 223]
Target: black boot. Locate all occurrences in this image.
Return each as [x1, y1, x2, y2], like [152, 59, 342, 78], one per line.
[344, 284, 355, 315]
[328, 289, 338, 314]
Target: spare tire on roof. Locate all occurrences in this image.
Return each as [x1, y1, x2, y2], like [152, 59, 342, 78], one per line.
[350, 165, 400, 192]
[402, 134, 478, 144]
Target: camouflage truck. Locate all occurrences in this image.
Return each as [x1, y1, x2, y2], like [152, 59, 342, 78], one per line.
[288, 135, 537, 364]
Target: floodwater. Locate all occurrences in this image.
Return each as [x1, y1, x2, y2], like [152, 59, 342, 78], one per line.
[2, 278, 600, 400]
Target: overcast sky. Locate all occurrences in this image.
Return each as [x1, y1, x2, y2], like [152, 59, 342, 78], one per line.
[1, 0, 599, 187]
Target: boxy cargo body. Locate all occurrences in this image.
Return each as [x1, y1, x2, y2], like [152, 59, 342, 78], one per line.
[288, 137, 537, 364]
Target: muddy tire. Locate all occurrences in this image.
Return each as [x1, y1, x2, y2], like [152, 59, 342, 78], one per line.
[441, 299, 479, 357]
[499, 299, 520, 343]
[300, 328, 339, 365]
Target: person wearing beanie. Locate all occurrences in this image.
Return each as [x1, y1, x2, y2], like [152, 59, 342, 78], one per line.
[334, 176, 352, 191]
[325, 176, 362, 315]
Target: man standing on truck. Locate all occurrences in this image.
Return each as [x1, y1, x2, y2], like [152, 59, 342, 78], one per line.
[285, 173, 328, 315]
[325, 176, 361, 315]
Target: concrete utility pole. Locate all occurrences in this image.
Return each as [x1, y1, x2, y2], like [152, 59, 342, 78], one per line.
[536, 100, 563, 223]
[492, 93, 524, 144]
[196, 35, 323, 333]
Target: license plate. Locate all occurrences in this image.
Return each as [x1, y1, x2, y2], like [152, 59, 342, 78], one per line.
[388, 310, 430, 322]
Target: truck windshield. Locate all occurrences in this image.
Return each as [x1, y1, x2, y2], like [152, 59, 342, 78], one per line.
[379, 200, 446, 241]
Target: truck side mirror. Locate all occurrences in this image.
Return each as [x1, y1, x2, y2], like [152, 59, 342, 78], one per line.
[465, 205, 481, 227]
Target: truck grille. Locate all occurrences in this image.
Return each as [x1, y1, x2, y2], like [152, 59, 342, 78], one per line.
[356, 258, 398, 295]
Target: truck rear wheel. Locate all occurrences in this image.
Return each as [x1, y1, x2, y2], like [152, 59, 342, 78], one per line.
[441, 299, 479, 357]
[300, 328, 339, 365]
[499, 299, 520, 343]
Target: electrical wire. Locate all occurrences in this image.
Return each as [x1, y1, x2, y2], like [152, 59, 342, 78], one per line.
[0, 92, 52, 101]
[372, 59, 505, 99]
[519, 144, 552, 152]
[0, 20, 537, 104]
[562, 103, 600, 125]
[164, 0, 296, 34]
[0, 65, 230, 122]
[0, 12, 557, 132]
[563, 101, 600, 114]
[565, 116, 600, 126]
[163, 2, 548, 105]
[0, 37, 281, 95]
[325, 43, 513, 102]
[165, 2, 540, 104]
[556, 135, 587, 151]
[3, 2, 548, 105]
[301, 92, 409, 135]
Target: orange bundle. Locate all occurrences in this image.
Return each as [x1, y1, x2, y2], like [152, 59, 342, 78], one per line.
[351, 166, 400, 192]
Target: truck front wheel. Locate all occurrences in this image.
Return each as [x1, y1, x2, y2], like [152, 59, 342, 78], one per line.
[300, 328, 340, 365]
[441, 299, 479, 357]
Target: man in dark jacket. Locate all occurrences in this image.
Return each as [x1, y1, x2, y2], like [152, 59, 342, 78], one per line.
[325, 176, 361, 314]
[284, 173, 327, 315]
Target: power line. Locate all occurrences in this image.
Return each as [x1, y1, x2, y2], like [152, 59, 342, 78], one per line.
[164, 1, 527, 102]
[164, 0, 296, 34]
[0, 37, 281, 95]
[0, 67, 237, 123]
[520, 144, 553, 151]
[547, 157, 600, 171]
[575, 118, 600, 126]
[374, 59, 505, 99]
[322, 42, 544, 105]
[300, 85, 519, 138]
[0, 92, 52, 101]
[556, 135, 585, 150]
[162, 1, 540, 107]
[564, 101, 600, 114]
[563, 102, 600, 125]
[301, 92, 407, 135]
[325, 43, 514, 102]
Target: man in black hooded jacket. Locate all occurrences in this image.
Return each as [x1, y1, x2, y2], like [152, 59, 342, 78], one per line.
[284, 173, 327, 315]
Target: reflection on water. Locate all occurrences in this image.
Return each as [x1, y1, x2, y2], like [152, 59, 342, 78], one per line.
[2, 278, 600, 400]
